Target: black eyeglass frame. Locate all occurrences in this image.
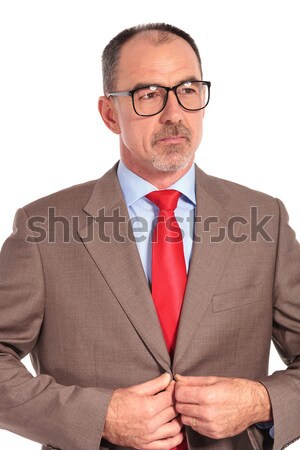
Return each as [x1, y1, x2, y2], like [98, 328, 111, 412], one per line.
[106, 80, 211, 117]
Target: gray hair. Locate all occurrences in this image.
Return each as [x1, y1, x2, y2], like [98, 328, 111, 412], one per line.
[102, 23, 203, 94]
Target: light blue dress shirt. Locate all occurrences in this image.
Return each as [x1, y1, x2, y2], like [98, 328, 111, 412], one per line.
[117, 159, 274, 439]
[117, 159, 196, 284]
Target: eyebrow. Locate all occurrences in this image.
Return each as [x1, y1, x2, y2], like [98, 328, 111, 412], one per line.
[131, 76, 201, 90]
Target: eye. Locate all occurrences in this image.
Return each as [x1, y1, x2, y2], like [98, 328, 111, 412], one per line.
[140, 91, 159, 100]
[178, 86, 197, 95]
[136, 85, 161, 101]
[178, 82, 200, 96]
[182, 88, 197, 94]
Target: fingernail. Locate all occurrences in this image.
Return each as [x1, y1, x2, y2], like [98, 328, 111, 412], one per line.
[164, 372, 172, 382]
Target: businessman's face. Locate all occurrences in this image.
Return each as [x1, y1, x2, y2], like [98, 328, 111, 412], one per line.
[100, 32, 205, 182]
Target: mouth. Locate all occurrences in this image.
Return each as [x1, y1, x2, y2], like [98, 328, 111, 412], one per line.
[156, 136, 188, 144]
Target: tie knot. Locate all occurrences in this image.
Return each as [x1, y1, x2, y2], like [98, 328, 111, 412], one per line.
[146, 189, 181, 211]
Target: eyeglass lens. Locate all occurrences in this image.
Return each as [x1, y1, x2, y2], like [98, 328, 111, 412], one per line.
[133, 81, 209, 116]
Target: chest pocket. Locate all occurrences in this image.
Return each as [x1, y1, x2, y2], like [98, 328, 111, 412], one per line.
[212, 282, 263, 312]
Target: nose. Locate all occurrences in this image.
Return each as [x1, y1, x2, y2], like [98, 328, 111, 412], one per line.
[159, 89, 183, 124]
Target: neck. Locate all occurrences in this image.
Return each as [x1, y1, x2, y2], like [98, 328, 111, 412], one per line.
[120, 159, 194, 189]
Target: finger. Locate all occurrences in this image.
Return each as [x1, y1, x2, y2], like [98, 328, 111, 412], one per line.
[181, 413, 201, 429]
[151, 405, 179, 429]
[149, 416, 183, 441]
[142, 431, 184, 450]
[175, 374, 218, 385]
[180, 414, 218, 439]
[175, 384, 204, 404]
[131, 373, 172, 396]
[145, 390, 176, 417]
[176, 401, 201, 417]
[165, 380, 175, 401]
[165, 380, 176, 392]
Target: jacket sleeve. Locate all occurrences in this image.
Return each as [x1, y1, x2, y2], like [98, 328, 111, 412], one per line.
[0, 207, 113, 450]
[258, 198, 300, 450]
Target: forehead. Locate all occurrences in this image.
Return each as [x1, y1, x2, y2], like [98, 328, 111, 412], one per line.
[117, 33, 201, 89]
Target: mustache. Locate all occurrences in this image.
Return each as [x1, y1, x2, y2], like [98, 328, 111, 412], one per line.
[151, 124, 192, 146]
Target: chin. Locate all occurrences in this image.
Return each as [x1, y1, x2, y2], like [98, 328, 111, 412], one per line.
[152, 148, 194, 173]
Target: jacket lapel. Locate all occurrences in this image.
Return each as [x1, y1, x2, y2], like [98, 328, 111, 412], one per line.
[173, 166, 241, 368]
[78, 164, 171, 372]
[78, 163, 241, 373]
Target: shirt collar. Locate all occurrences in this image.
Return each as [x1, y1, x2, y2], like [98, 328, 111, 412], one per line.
[117, 160, 196, 207]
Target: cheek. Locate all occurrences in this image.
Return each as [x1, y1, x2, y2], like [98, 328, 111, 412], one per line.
[118, 114, 140, 149]
[119, 117, 155, 152]
[190, 115, 204, 147]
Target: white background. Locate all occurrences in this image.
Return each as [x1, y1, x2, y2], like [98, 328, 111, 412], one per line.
[0, 0, 299, 448]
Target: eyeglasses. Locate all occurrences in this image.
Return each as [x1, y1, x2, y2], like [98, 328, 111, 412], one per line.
[107, 80, 211, 117]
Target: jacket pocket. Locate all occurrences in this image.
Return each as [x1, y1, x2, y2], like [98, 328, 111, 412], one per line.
[212, 282, 263, 312]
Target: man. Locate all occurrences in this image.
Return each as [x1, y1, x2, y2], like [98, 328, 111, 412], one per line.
[0, 23, 299, 450]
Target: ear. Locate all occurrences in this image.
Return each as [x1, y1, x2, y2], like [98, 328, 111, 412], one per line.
[98, 96, 121, 134]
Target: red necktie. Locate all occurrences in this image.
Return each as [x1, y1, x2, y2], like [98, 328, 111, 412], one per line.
[146, 189, 187, 357]
[146, 190, 188, 450]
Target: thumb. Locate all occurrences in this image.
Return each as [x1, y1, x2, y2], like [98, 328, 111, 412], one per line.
[166, 380, 176, 392]
[131, 373, 172, 396]
[165, 380, 176, 402]
[175, 374, 218, 386]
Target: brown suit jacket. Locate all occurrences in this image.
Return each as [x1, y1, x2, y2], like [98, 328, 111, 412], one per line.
[0, 163, 299, 450]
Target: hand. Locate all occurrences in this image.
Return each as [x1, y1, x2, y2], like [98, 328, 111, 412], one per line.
[103, 373, 184, 450]
[175, 375, 272, 439]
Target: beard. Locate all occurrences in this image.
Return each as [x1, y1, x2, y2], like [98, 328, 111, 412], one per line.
[151, 143, 194, 172]
[150, 124, 194, 172]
